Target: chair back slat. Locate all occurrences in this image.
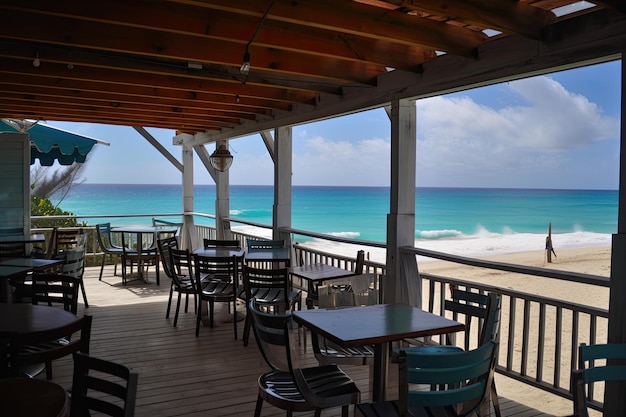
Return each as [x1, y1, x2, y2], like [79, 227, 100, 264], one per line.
[71, 352, 138, 417]
[573, 343, 626, 417]
[203, 239, 240, 249]
[247, 239, 284, 249]
[31, 273, 81, 315]
[399, 340, 497, 414]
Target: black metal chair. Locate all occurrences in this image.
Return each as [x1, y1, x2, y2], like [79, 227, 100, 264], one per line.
[241, 265, 301, 347]
[96, 223, 124, 280]
[249, 299, 361, 417]
[70, 352, 139, 417]
[193, 252, 239, 339]
[168, 247, 201, 326]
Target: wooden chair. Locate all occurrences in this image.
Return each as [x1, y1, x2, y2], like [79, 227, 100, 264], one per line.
[70, 352, 139, 417]
[241, 265, 302, 347]
[96, 223, 124, 280]
[50, 228, 85, 258]
[249, 299, 361, 417]
[60, 247, 89, 308]
[356, 340, 498, 417]
[168, 247, 201, 326]
[193, 252, 239, 339]
[29, 273, 83, 379]
[571, 343, 626, 417]
[4, 314, 92, 379]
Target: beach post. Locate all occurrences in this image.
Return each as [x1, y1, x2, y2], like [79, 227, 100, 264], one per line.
[545, 222, 557, 263]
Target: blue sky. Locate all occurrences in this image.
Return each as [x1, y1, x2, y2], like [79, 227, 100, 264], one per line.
[45, 60, 621, 190]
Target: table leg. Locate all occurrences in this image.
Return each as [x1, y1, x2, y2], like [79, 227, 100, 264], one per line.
[0, 279, 12, 303]
[372, 342, 389, 402]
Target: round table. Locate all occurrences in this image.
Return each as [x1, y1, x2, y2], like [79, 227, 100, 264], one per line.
[0, 304, 78, 335]
[0, 377, 69, 416]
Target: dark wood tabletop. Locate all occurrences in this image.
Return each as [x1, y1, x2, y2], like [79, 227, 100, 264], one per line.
[293, 303, 465, 347]
[245, 247, 291, 265]
[0, 234, 45, 244]
[0, 265, 34, 303]
[0, 304, 78, 335]
[193, 247, 245, 258]
[0, 257, 64, 270]
[0, 377, 69, 417]
[289, 263, 355, 282]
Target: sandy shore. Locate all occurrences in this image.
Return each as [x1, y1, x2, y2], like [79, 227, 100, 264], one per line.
[419, 245, 611, 309]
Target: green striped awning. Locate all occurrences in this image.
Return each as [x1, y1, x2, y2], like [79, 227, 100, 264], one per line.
[0, 119, 108, 166]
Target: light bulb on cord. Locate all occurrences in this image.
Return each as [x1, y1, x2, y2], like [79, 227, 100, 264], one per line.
[240, 51, 250, 75]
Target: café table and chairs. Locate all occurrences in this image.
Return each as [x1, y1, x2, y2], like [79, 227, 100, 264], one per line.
[292, 303, 465, 402]
[112, 225, 176, 284]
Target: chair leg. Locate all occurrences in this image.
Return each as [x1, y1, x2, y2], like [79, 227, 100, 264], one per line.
[99, 254, 106, 281]
[166, 284, 174, 318]
[174, 293, 182, 327]
[80, 279, 89, 308]
[491, 380, 501, 417]
[254, 394, 263, 417]
[45, 361, 52, 380]
[195, 298, 202, 337]
[242, 314, 252, 347]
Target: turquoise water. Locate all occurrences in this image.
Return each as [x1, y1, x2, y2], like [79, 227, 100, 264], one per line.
[55, 184, 617, 255]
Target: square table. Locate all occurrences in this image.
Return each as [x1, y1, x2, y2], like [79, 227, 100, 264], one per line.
[245, 247, 291, 267]
[292, 303, 465, 401]
[290, 263, 356, 308]
[0, 265, 33, 303]
[0, 257, 64, 272]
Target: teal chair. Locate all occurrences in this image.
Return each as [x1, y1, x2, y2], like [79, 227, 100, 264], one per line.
[356, 340, 498, 417]
[571, 343, 626, 417]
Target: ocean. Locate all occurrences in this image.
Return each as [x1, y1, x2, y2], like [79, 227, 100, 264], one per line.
[55, 184, 616, 259]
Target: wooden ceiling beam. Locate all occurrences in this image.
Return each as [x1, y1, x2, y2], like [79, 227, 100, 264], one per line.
[377, 0, 556, 39]
[0, 92, 262, 121]
[0, 83, 272, 117]
[1, 100, 242, 128]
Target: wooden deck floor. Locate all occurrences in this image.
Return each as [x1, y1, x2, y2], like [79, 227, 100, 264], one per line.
[46, 264, 577, 417]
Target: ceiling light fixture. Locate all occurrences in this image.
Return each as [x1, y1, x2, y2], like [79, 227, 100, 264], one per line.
[32, 52, 40, 68]
[239, 0, 276, 79]
[209, 144, 233, 172]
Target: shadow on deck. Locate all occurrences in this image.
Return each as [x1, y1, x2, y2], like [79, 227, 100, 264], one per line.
[46, 264, 576, 417]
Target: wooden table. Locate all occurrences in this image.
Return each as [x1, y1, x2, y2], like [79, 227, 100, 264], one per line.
[292, 303, 465, 401]
[0, 303, 79, 334]
[0, 378, 69, 417]
[0, 257, 64, 272]
[290, 263, 356, 308]
[0, 265, 33, 303]
[245, 247, 291, 267]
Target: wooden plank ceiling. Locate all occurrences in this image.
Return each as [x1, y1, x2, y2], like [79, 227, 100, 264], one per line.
[0, 0, 624, 141]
